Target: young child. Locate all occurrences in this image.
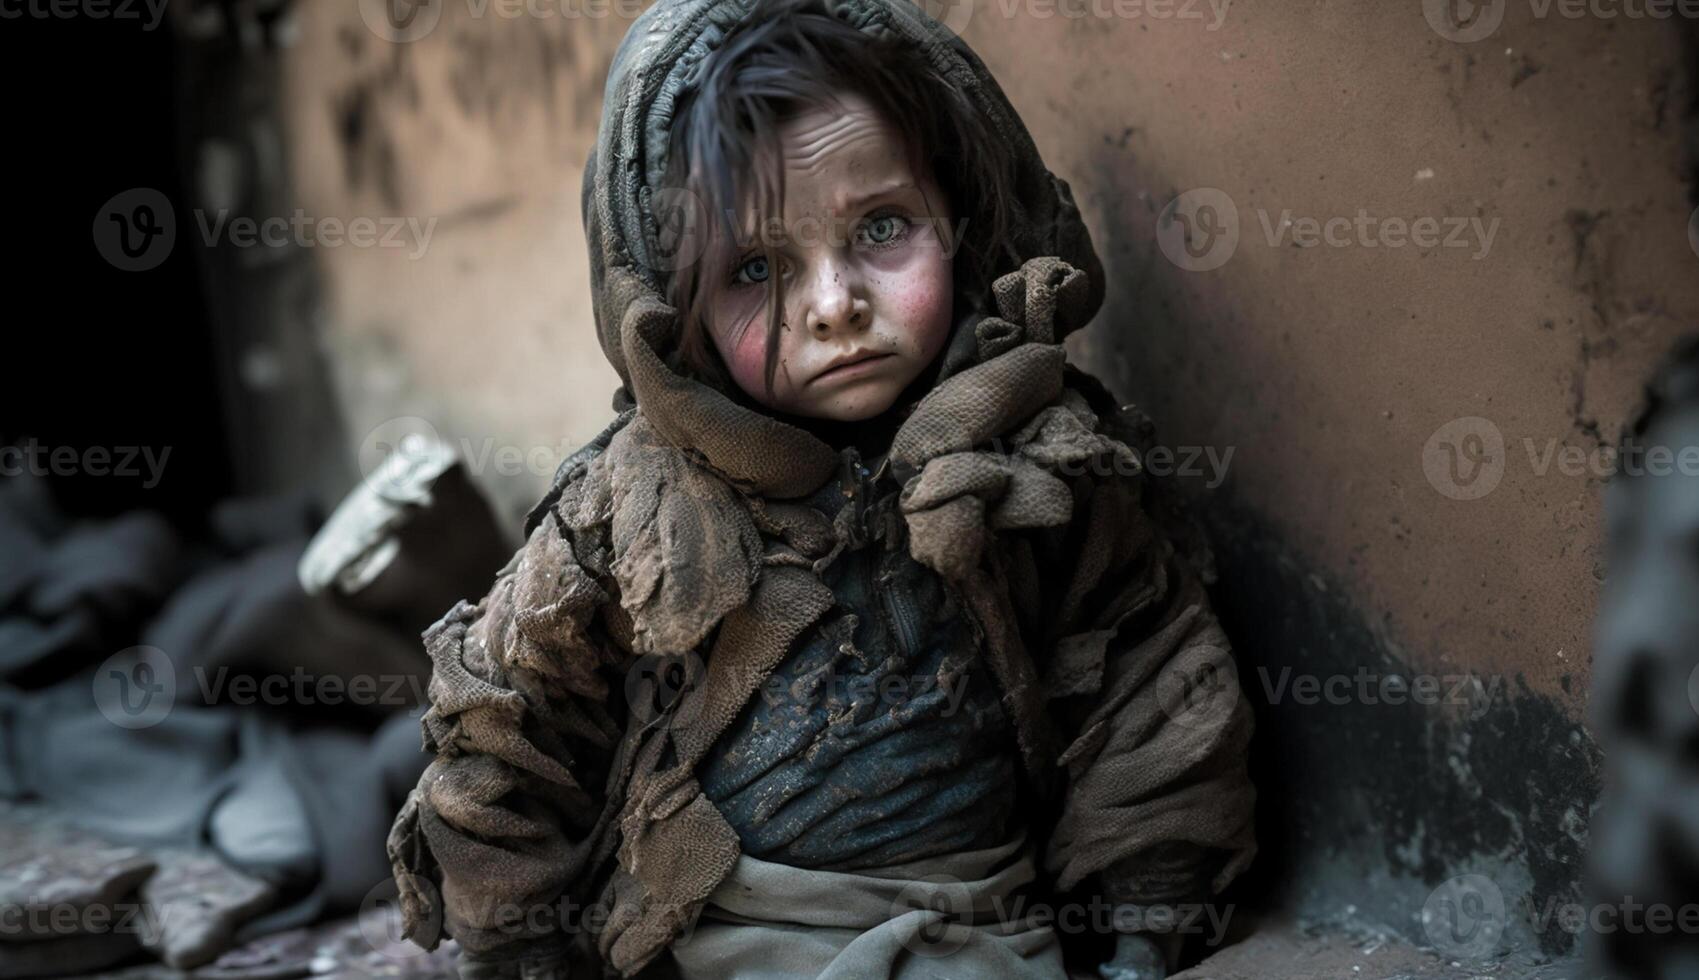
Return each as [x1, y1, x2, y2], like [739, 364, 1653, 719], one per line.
[386, 0, 1256, 977]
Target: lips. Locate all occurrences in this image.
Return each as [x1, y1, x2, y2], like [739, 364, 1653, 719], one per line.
[812, 350, 894, 384]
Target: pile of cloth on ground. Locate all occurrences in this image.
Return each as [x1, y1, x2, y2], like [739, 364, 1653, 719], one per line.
[0, 441, 510, 976]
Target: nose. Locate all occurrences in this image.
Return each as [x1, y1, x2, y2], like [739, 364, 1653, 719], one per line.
[803, 256, 870, 339]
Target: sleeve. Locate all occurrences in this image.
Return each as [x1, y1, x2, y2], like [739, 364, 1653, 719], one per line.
[1017, 370, 1256, 922]
[385, 505, 635, 974]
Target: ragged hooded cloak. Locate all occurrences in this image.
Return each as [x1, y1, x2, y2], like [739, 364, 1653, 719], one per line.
[386, 0, 1256, 974]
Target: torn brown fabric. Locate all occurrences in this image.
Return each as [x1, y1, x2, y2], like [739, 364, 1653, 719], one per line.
[389, 257, 1256, 976]
[388, 0, 1255, 974]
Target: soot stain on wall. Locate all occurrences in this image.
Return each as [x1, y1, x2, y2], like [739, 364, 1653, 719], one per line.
[1199, 491, 1601, 957]
[1076, 139, 1603, 959]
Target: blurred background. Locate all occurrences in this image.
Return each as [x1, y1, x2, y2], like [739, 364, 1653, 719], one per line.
[2, 0, 1698, 977]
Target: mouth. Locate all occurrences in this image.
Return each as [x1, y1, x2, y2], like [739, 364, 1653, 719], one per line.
[811, 350, 895, 385]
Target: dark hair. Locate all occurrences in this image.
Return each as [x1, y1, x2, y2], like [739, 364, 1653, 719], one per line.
[659, 0, 1017, 396]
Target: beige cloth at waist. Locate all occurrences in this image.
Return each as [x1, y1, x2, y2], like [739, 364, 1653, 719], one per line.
[668, 833, 1068, 980]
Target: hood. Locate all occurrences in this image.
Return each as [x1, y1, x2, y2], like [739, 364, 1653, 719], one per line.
[580, 0, 1105, 500]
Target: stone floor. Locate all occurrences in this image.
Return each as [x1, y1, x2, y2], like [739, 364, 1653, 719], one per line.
[69, 910, 1576, 980]
[1170, 917, 1581, 980]
[4, 801, 1585, 980]
[0, 802, 458, 980]
[81, 911, 460, 980]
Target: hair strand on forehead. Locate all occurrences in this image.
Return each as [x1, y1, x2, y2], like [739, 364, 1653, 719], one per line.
[659, 0, 1016, 399]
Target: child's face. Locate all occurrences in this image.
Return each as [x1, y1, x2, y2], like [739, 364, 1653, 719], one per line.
[703, 92, 955, 422]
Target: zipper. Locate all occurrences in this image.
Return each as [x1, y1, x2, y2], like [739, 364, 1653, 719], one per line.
[849, 451, 920, 658]
[878, 548, 922, 659]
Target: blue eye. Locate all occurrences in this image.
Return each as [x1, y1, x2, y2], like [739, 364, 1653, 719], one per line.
[858, 214, 909, 246]
[733, 255, 770, 286]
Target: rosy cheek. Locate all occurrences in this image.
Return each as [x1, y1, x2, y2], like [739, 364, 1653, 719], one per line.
[877, 255, 953, 356]
[726, 320, 775, 398]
